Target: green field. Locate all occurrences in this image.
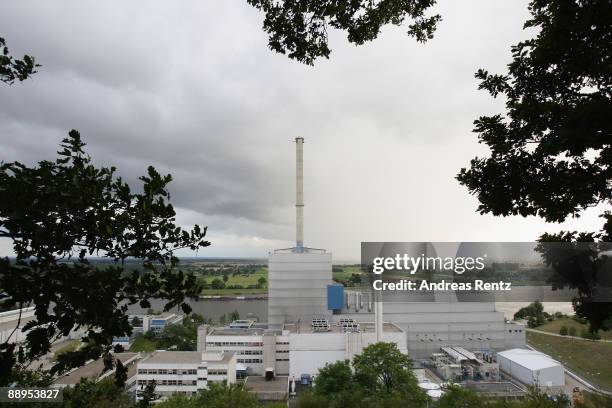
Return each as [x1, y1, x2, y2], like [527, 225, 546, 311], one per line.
[128, 335, 158, 352]
[527, 331, 612, 392]
[196, 268, 267, 295]
[332, 265, 364, 281]
[535, 317, 612, 340]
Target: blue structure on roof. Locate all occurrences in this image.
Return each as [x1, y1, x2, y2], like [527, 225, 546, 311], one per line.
[327, 284, 344, 311]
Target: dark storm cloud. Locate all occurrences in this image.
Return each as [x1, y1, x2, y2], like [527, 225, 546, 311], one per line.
[0, 1, 296, 228]
[3, 0, 600, 259]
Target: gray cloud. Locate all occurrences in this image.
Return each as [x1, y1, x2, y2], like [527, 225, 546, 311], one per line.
[0, 0, 603, 260]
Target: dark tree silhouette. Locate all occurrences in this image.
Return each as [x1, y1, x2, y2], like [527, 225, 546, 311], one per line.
[114, 360, 128, 388]
[0, 131, 210, 384]
[247, 0, 441, 65]
[457, 0, 612, 331]
[0, 37, 39, 84]
[457, 0, 611, 226]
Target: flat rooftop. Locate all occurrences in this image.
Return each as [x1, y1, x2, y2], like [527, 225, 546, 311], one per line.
[283, 321, 402, 334]
[140, 351, 234, 365]
[209, 327, 267, 336]
[245, 376, 288, 401]
[54, 353, 137, 385]
[497, 348, 561, 371]
[208, 323, 283, 336]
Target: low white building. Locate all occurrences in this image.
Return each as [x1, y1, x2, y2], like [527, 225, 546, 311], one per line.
[136, 351, 236, 399]
[53, 352, 141, 389]
[497, 348, 564, 389]
[287, 321, 407, 378]
[198, 320, 407, 379]
[198, 324, 290, 376]
[143, 313, 183, 332]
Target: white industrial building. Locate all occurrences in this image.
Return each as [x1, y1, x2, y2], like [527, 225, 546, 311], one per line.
[129, 135, 530, 395]
[136, 351, 236, 399]
[268, 249, 333, 326]
[497, 348, 565, 389]
[339, 291, 526, 358]
[265, 137, 526, 360]
[197, 319, 407, 379]
[198, 323, 290, 376]
[286, 321, 406, 378]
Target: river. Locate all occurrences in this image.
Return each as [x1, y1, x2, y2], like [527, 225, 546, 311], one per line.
[127, 298, 573, 322]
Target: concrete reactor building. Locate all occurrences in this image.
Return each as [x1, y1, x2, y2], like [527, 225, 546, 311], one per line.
[267, 137, 333, 327]
[264, 137, 525, 365]
[192, 137, 526, 384]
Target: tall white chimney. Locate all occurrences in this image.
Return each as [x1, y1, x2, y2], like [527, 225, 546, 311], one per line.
[295, 137, 304, 251]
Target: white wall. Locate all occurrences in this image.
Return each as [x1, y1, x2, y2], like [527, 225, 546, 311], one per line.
[289, 350, 347, 378]
[268, 252, 333, 325]
[498, 353, 564, 387]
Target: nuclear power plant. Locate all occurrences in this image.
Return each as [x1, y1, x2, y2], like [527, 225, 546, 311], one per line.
[265, 137, 525, 360]
[197, 137, 526, 383]
[268, 137, 333, 326]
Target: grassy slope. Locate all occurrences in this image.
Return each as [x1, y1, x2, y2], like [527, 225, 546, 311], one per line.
[527, 331, 612, 392]
[128, 335, 158, 352]
[536, 317, 612, 340]
[580, 391, 612, 408]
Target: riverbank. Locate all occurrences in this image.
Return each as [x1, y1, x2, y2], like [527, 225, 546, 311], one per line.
[199, 293, 268, 300]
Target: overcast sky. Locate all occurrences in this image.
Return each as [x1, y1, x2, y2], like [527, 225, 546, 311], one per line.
[0, 1, 603, 261]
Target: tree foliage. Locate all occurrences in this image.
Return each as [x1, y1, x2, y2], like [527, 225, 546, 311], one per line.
[156, 382, 259, 408]
[0, 37, 39, 84]
[434, 385, 486, 408]
[535, 238, 612, 332]
[458, 0, 611, 227]
[247, 0, 441, 65]
[457, 0, 612, 331]
[353, 342, 424, 402]
[114, 359, 128, 388]
[308, 342, 427, 407]
[514, 300, 547, 324]
[62, 377, 130, 408]
[137, 380, 159, 408]
[313, 359, 355, 397]
[0, 131, 210, 384]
